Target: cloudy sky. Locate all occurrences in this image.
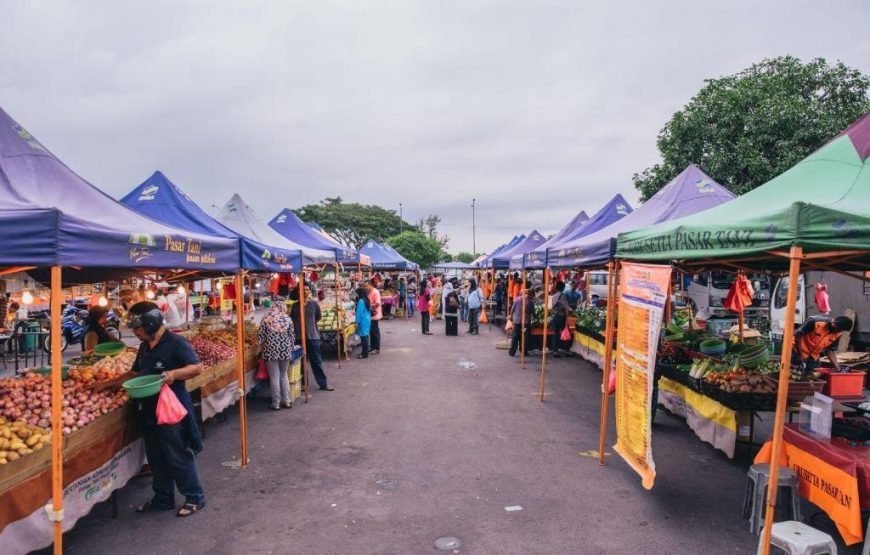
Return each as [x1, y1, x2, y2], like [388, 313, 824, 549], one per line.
[2, 1, 869, 255]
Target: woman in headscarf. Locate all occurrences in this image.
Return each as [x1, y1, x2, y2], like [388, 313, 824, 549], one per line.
[258, 304, 296, 410]
[443, 280, 460, 336]
[354, 287, 372, 358]
[431, 278, 443, 320]
[417, 279, 433, 335]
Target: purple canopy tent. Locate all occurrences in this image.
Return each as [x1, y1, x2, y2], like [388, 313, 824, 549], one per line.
[511, 210, 589, 270]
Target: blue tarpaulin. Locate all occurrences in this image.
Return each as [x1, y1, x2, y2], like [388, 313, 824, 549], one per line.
[492, 230, 548, 270]
[359, 240, 419, 271]
[268, 208, 364, 265]
[0, 107, 239, 271]
[513, 210, 589, 269]
[121, 172, 314, 273]
[550, 165, 734, 268]
[477, 235, 523, 268]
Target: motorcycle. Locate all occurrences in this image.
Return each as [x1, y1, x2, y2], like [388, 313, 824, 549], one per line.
[42, 305, 122, 353]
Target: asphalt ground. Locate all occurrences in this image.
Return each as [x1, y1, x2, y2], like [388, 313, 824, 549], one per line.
[45, 315, 861, 554]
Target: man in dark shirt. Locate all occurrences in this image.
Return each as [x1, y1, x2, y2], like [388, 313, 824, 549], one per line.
[508, 286, 533, 357]
[291, 284, 333, 391]
[128, 301, 205, 517]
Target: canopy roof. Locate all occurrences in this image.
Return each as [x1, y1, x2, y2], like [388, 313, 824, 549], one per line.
[359, 240, 419, 271]
[494, 230, 548, 269]
[512, 210, 591, 269]
[550, 166, 734, 268]
[616, 112, 870, 270]
[431, 261, 476, 270]
[217, 194, 334, 272]
[478, 235, 523, 268]
[520, 194, 633, 269]
[0, 107, 239, 271]
[268, 208, 368, 266]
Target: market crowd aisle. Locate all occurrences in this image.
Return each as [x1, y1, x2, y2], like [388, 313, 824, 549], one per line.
[49, 316, 763, 554]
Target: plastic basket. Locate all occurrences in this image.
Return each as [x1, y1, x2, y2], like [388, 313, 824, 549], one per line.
[818, 368, 866, 398]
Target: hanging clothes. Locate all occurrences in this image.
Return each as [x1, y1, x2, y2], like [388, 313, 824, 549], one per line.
[724, 274, 754, 313]
[814, 282, 831, 314]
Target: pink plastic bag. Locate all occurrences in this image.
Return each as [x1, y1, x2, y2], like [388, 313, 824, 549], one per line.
[560, 325, 571, 342]
[156, 384, 188, 425]
[607, 367, 616, 395]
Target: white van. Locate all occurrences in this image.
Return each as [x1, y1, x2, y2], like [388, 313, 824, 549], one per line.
[681, 271, 770, 321]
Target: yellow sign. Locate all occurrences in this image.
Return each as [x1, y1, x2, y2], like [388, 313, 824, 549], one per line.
[613, 262, 672, 490]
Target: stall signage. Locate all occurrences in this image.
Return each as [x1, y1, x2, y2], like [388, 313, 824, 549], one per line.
[613, 262, 672, 490]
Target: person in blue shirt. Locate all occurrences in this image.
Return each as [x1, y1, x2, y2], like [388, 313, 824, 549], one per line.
[564, 281, 581, 310]
[128, 302, 205, 517]
[354, 287, 372, 359]
[466, 279, 485, 335]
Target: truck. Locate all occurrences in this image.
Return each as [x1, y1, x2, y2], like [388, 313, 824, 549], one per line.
[769, 271, 870, 348]
[675, 271, 771, 330]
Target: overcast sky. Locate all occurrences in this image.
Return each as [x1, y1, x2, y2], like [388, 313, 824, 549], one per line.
[2, 1, 869, 255]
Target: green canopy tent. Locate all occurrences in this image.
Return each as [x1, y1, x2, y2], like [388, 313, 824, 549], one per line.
[608, 111, 870, 553]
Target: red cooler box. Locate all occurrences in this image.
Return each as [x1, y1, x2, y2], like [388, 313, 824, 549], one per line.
[818, 367, 866, 398]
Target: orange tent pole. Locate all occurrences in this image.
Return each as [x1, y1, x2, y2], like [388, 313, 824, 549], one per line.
[598, 261, 618, 465]
[520, 270, 527, 369]
[759, 246, 803, 554]
[298, 275, 310, 403]
[50, 266, 64, 553]
[539, 269, 551, 401]
[334, 264, 343, 367]
[234, 272, 249, 467]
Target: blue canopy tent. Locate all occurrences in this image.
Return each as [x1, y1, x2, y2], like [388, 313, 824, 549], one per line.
[548, 165, 734, 268]
[0, 106, 243, 552]
[121, 172, 330, 273]
[268, 208, 368, 266]
[359, 240, 419, 271]
[492, 230, 548, 270]
[477, 235, 523, 268]
[217, 194, 334, 272]
[538, 193, 633, 268]
[512, 210, 590, 270]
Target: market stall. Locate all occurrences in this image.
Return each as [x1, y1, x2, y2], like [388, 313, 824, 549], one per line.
[611, 111, 870, 550]
[0, 105, 241, 554]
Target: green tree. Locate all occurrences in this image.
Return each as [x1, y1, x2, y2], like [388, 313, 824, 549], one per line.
[634, 56, 870, 200]
[295, 197, 410, 249]
[454, 251, 476, 263]
[387, 231, 445, 269]
[416, 214, 450, 249]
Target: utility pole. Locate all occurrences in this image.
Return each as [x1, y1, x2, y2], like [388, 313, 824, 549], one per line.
[471, 198, 476, 256]
[399, 203, 403, 234]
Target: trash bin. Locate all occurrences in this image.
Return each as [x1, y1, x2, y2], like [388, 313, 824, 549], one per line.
[18, 321, 40, 352]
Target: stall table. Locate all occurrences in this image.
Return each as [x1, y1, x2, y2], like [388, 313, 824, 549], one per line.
[755, 423, 869, 546]
[318, 323, 355, 359]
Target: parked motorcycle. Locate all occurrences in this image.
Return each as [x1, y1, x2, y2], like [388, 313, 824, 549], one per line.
[42, 305, 121, 353]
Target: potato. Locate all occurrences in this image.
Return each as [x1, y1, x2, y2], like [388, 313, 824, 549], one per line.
[17, 448, 32, 455]
[0, 438, 9, 450]
[16, 428, 31, 439]
[25, 435, 39, 447]
[7, 451, 19, 461]
[33, 442, 44, 450]
[0, 458, 6, 465]
[0, 428, 11, 439]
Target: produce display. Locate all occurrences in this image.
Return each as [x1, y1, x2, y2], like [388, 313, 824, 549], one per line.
[574, 306, 606, 333]
[190, 336, 237, 367]
[68, 350, 137, 386]
[0, 418, 50, 465]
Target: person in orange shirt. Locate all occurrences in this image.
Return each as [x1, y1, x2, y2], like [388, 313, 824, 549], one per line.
[792, 315, 853, 375]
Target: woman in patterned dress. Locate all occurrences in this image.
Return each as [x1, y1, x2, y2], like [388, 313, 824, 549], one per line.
[258, 304, 296, 410]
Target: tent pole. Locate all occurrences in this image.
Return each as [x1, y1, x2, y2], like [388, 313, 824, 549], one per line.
[759, 246, 802, 554]
[298, 274, 310, 403]
[234, 272, 249, 467]
[540, 268, 550, 402]
[334, 263, 343, 367]
[520, 270, 527, 369]
[737, 272, 745, 341]
[584, 268, 591, 308]
[598, 261, 618, 465]
[50, 266, 64, 554]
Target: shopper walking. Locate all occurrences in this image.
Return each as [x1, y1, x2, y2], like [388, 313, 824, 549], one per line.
[493, 277, 505, 316]
[549, 281, 571, 357]
[366, 280, 382, 354]
[354, 287, 372, 359]
[258, 305, 296, 410]
[444, 286, 460, 336]
[508, 286, 532, 357]
[418, 279, 433, 335]
[127, 302, 205, 517]
[466, 279, 485, 335]
[406, 277, 417, 317]
[291, 283, 333, 391]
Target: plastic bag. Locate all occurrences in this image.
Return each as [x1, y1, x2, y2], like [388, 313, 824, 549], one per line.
[607, 367, 616, 395]
[479, 309, 489, 324]
[156, 384, 188, 426]
[505, 319, 514, 333]
[255, 358, 268, 381]
[560, 325, 571, 342]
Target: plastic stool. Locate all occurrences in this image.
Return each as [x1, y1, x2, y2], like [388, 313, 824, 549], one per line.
[757, 521, 837, 555]
[743, 464, 802, 535]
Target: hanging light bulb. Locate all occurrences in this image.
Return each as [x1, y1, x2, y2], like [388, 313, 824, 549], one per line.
[254, 282, 261, 289]
[216, 281, 223, 290]
[98, 296, 108, 307]
[177, 285, 186, 295]
[145, 290, 155, 300]
[21, 291, 33, 305]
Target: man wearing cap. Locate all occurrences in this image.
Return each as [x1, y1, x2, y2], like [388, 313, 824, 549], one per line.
[127, 301, 205, 517]
[793, 314, 853, 375]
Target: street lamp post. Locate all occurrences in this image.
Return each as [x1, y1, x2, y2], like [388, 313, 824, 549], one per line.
[399, 203, 403, 234]
[472, 198, 476, 256]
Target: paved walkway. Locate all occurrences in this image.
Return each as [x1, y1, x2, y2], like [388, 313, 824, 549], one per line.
[48, 316, 841, 554]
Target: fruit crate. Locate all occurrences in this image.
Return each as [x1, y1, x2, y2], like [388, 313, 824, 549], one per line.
[818, 368, 866, 398]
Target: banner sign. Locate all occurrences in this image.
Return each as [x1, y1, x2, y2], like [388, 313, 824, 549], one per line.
[613, 262, 672, 489]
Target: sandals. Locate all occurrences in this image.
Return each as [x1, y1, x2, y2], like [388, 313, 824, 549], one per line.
[176, 501, 205, 517]
[136, 500, 174, 513]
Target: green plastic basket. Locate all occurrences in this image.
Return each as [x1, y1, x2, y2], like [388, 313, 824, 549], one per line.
[122, 375, 164, 398]
[30, 366, 70, 380]
[93, 341, 127, 357]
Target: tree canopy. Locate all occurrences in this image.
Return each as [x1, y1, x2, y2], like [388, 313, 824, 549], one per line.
[294, 197, 410, 249]
[387, 231, 446, 269]
[634, 56, 870, 200]
[454, 251, 477, 264]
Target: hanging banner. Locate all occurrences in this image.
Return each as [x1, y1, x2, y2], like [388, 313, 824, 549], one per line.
[613, 262, 672, 489]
